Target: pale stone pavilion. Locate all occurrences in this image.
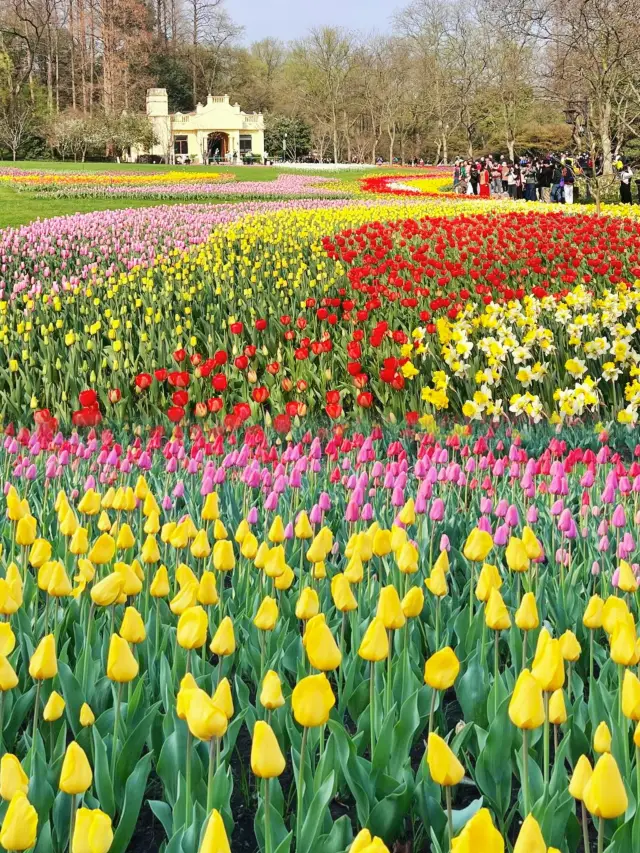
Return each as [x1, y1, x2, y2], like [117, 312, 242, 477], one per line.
[137, 88, 265, 164]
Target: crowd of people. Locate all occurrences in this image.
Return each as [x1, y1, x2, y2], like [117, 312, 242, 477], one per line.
[453, 154, 636, 204]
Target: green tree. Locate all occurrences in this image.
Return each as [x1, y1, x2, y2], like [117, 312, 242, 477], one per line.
[264, 114, 312, 159]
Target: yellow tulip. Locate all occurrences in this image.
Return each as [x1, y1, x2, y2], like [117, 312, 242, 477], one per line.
[251, 721, 286, 778]
[43, 690, 65, 722]
[202, 492, 220, 522]
[80, 703, 95, 727]
[515, 592, 539, 632]
[485, 588, 511, 631]
[0, 755, 28, 801]
[594, 721, 612, 754]
[358, 617, 389, 662]
[291, 673, 335, 728]
[402, 586, 424, 618]
[28, 539, 51, 568]
[618, 560, 638, 593]
[0, 791, 38, 851]
[268, 516, 285, 544]
[505, 537, 530, 573]
[260, 670, 285, 710]
[522, 526, 542, 560]
[426, 732, 465, 786]
[583, 753, 628, 819]
[569, 755, 593, 801]
[213, 540, 235, 572]
[150, 565, 170, 598]
[177, 605, 208, 650]
[141, 535, 161, 564]
[88, 533, 115, 565]
[513, 815, 546, 853]
[398, 498, 416, 526]
[59, 742, 93, 794]
[424, 565, 448, 598]
[508, 670, 545, 730]
[199, 809, 230, 853]
[463, 529, 493, 562]
[396, 541, 419, 575]
[583, 595, 604, 629]
[119, 606, 146, 644]
[424, 647, 460, 691]
[198, 571, 219, 606]
[29, 634, 57, 680]
[475, 563, 502, 602]
[548, 689, 567, 725]
[377, 585, 405, 630]
[531, 629, 564, 692]
[90, 573, 123, 607]
[185, 689, 228, 741]
[212, 678, 234, 720]
[305, 619, 341, 672]
[106, 634, 139, 682]
[69, 528, 89, 556]
[331, 574, 358, 612]
[0, 624, 15, 657]
[294, 512, 313, 539]
[254, 596, 278, 631]
[450, 807, 504, 853]
[295, 587, 320, 621]
[210, 616, 236, 656]
[191, 529, 211, 559]
[0, 657, 18, 691]
[559, 630, 581, 662]
[170, 581, 198, 615]
[72, 807, 113, 853]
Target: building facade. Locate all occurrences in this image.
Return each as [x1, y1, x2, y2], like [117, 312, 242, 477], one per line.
[139, 88, 265, 164]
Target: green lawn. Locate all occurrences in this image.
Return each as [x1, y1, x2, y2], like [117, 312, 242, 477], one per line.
[0, 161, 407, 229]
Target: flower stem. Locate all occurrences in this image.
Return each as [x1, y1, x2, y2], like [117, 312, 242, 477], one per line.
[30, 681, 41, 778]
[69, 793, 77, 851]
[370, 661, 376, 750]
[494, 632, 500, 717]
[597, 816, 604, 853]
[428, 687, 437, 736]
[581, 802, 590, 853]
[522, 729, 529, 816]
[206, 737, 215, 814]
[295, 727, 308, 846]
[543, 692, 550, 793]
[385, 630, 393, 716]
[110, 682, 123, 781]
[445, 786, 453, 852]
[185, 728, 192, 831]
[264, 778, 272, 853]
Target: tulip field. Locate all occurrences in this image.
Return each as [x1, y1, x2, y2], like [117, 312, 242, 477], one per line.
[2, 165, 640, 853]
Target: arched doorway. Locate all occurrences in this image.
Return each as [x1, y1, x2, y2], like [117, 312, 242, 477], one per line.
[207, 132, 228, 162]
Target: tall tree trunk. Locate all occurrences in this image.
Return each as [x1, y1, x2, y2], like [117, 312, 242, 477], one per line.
[600, 98, 613, 175]
[332, 104, 338, 164]
[69, 0, 77, 109]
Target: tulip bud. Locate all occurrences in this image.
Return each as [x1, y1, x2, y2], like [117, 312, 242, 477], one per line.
[59, 742, 93, 794]
[424, 647, 460, 691]
[426, 732, 465, 786]
[29, 634, 57, 680]
[260, 670, 285, 710]
[72, 808, 113, 853]
[199, 809, 231, 853]
[0, 755, 28, 801]
[210, 616, 235, 656]
[0, 791, 38, 851]
[291, 673, 335, 728]
[106, 634, 139, 683]
[251, 721, 286, 778]
[43, 690, 65, 722]
[583, 753, 628, 819]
